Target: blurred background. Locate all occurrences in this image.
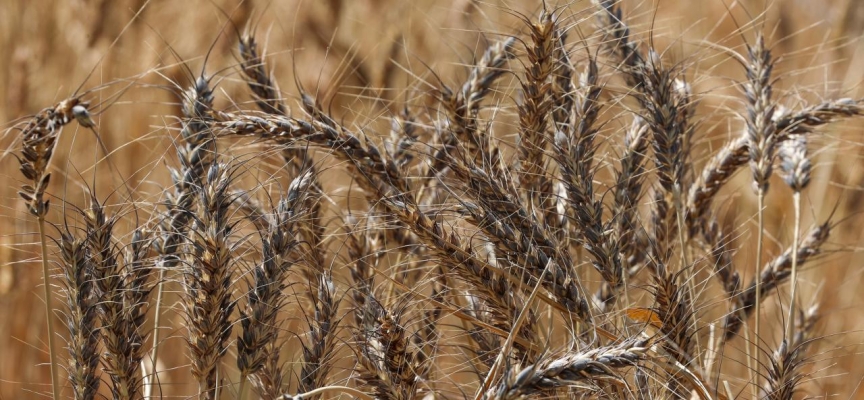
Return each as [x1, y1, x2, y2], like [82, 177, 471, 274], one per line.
[2, 0, 864, 398]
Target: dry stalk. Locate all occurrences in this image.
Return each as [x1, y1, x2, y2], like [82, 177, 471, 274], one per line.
[779, 135, 810, 341]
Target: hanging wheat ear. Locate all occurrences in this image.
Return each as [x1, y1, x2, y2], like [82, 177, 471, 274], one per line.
[18, 98, 89, 217]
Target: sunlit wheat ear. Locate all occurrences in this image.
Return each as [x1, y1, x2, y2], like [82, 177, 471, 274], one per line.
[437, 36, 516, 163]
[778, 134, 811, 193]
[118, 228, 155, 399]
[237, 173, 313, 399]
[299, 273, 340, 399]
[763, 305, 819, 400]
[551, 57, 623, 310]
[83, 196, 150, 400]
[744, 35, 777, 194]
[356, 300, 421, 400]
[182, 162, 237, 400]
[158, 76, 218, 261]
[151, 75, 218, 388]
[491, 339, 647, 400]
[517, 10, 556, 195]
[686, 137, 750, 236]
[17, 98, 86, 217]
[57, 229, 100, 400]
[612, 117, 650, 272]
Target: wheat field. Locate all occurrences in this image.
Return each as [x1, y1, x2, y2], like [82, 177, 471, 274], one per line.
[3, 0, 864, 399]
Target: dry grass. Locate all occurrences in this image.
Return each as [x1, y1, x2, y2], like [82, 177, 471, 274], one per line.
[3, 0, 864, 399]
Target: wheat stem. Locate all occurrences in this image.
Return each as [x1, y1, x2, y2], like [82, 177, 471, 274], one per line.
[785, 192, 802, 343]
[237, 377, 248, 400]
[753, 189, 765, 400]
[146, 268, 165, 400]
[38, 217, 60, 400]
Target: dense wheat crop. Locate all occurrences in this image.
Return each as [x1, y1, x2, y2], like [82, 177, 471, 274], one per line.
[3, 0, 864, 399]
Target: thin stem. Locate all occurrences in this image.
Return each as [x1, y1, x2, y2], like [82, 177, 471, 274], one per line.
[674, 186, 700, 363]
[742, 325, 755, 399]
[237, 375, 247, 400]
[753, 189, 765, 400]
[785, 191, 802, 342]
[38, 217, 60, 400]
[675, 188, 690, 269]
[140, 360, 151, 399]
[146, 267, 166, 400]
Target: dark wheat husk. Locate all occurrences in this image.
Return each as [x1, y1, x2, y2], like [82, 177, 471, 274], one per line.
[238, 173, 313, 399]
[356, 298, 423, 400]
[686, 99, 863, 236]
[437, 37, 516, 164]
[517, 11, 556, 196]
[17, 98, 88, 216]
[58, 229, 100, 400]
[83, 197, 139, 400]
[182, 163, 237, 399]
[762, 305, 820, 400]
[213, 108, 593, 322]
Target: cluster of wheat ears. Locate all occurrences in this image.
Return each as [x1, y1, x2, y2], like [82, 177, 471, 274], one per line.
[7, 0, 864, 399]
